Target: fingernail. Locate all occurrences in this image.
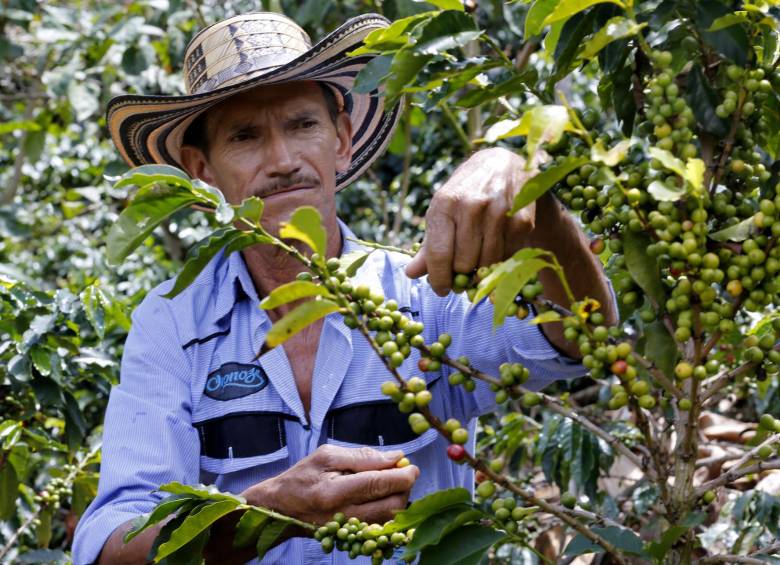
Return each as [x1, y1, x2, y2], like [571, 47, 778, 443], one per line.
[384, 450, 403, 460]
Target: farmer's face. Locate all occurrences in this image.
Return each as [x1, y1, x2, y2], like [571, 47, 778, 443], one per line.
[181, 81, 352, 232]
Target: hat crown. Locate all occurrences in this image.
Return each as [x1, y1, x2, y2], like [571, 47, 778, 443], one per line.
[183, 12, 312, 95]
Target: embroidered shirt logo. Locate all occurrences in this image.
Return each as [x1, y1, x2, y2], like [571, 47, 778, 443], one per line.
[204, 363, 268, 401]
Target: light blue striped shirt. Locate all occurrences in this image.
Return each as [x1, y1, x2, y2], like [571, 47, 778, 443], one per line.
[73, 221, 585, 564]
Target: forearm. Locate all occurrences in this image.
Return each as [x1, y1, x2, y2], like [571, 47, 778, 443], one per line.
[525, 193, 617, 357]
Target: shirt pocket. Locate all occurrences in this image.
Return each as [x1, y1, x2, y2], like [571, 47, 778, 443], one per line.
[324, 400, 439, 455]
[195, 411, 294, 475]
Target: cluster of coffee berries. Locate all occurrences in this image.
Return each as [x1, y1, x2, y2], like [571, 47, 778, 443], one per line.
[314, 512, 414, 563]
[32, 474, 73, 507]
[381, 376, 431, 432]
[490, 497, 534, 534]
[645, 51, 697, 158]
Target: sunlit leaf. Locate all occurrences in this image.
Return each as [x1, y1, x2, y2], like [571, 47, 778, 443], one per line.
[260, 280, 334, 310]
[279, 206, 327, 256]
[578, 17, 646, 60]
[543, 0, 625, 26]
[265, 298, 340, 348]
[510, 155, 590, 214]
[590, 138, 634, 167]
[530, 310, 562, 324]
[709, 215, 759, 242]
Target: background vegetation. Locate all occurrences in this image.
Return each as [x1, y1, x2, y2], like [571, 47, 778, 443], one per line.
[1, 0, 780, 563]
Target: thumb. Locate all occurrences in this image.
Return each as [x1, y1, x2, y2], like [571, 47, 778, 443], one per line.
[405, 246, 427, 279]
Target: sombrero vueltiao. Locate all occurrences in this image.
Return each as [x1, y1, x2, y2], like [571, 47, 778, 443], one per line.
[106, 12, 401, 191]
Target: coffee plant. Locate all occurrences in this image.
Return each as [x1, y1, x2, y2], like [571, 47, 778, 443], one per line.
[4, 0, 780, 563]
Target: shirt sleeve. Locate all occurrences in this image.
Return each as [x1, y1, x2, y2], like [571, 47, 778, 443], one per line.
[433, 277, 619, 420]
[72, 293, 200, 565]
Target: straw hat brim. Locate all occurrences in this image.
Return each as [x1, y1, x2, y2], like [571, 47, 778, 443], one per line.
[106, 14, 400, 191]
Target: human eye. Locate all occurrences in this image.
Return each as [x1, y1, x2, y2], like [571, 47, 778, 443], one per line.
[228, 127, 257, 143]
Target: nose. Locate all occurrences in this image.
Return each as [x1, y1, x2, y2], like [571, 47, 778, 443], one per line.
[264, 127, 299, 177]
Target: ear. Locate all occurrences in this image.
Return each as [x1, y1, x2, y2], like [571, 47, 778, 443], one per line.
[334, 111, 353, 174]
[180, 145, 217, 186]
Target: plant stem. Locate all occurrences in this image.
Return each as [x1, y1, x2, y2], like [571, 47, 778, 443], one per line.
[695, 433, 780, 496]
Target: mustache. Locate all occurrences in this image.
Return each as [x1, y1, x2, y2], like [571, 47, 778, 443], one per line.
[254, 173, 320, 198]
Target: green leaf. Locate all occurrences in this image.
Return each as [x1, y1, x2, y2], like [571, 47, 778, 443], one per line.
[413, 11, 480, 55]
[413, 0, 464, 10]
[685, 64, 728, 137]
[578, 17, 645, 60]
[124, 496, 194, 543]
[564, 526, 647, 557]
[473, 248, 550, 305]
[525, 0, 559, 37]
[685, 158, 705, 192]
[0, 463, 18, 520]
[23, 130, 45, 165]
[81, 284, 106, 339]
[106, 183, 202, 265]
[510, 156, 590, 214]
[543, 0, 625, 26]
[623, 231, 665, 306]
[482, 106, 577, 159]
[265, 298, 340, 348]
[279, 206, 327, 256]
[648, 147, 685, 178]
[234, 508, 270, 549]
[159, 482, 245, 503]
[709, 215, 759, 242]
[30, 345, 52, 376]
[455, 71, 537, 108]
[163, 229, 245, 299]
[260, 280, 334, 310]
[353, 54, 394, 94]
[351, 13, 432, 55]
[591, 139, 634, 167]
[530, 310, 562, 324]
[36, 507, 53, 548]
[707, 13, 750, 32]
[643, 321, 677, 378]
[648, 180, 685, 202]
[385, 50, 433, 99]
[114, 164, 192, 189]
[340, 250, 371, 276]
[0, 120, 41, 135]
[492, 258, 551, 327]
[383, 488, 471, 533]
[256, 520, 288, 559]
[418, 523, 505, 565]
[235, 197, 264, 225]
[697, 2, 749, 66]
[155, 499, 240, 560]
[403, 505, 481, 558]
[645, 513, 704, 561]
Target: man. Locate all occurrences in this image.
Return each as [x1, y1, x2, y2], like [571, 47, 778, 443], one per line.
[73, 11, 615, 565]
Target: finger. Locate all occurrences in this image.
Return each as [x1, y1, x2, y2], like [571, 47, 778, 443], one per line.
[314, 444, 404, 473]
[424, 211, 456, 296]
[505, 200, 536, 250]
[452, 199, 485, 274]
[405, 241, 428, 279]
[480, 199, 507, 267]
[330, 465, 419, 506]
[340, 493, 411, 525]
